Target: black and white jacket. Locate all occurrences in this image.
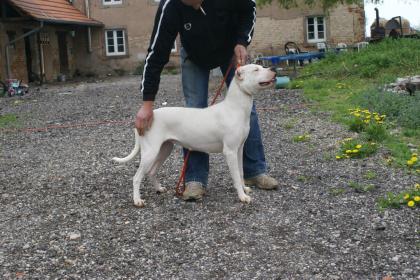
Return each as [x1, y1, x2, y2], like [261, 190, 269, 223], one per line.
[141, 0, 256, 101]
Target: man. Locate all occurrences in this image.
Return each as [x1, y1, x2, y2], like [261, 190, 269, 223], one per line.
[136, 0, 278, 200]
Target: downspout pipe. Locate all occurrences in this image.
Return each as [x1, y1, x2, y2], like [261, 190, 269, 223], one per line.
[5, 21, 44, 79]
[85, 0, 92, 53]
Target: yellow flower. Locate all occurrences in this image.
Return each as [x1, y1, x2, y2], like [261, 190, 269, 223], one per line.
[407, 160, 414, 166]
[363, 119, 370, 124]
[354, 113, 361, 117]
[352, 149, 359, 153]
[356, 144, 362, 149]
[412, 157, 418, 163]
[412, 153, 418, 157]
[416, 183, 420, 189]
[345, 150, 352, 154]
[336, 155, 342, 159]
[407, 200, 415, 207]
[403, 194, 410, 200]
[414, 196, 420, 202]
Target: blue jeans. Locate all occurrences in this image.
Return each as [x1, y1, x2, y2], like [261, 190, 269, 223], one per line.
[180, 48, 267, 187]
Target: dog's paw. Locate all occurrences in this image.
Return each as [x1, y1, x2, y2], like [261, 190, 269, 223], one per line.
[156, 186, 167, 193]
[243, 186, 252, 194]
[133, 199, 146, 208]
[239, 194, 251, 204]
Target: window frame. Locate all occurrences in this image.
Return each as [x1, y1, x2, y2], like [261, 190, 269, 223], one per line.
[102, 0, 123, 6]
[105, 29, 127, 57]
[306, 16, 326, 43]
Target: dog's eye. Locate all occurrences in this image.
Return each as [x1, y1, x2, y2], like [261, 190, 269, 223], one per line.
[254, 68, 259, 71]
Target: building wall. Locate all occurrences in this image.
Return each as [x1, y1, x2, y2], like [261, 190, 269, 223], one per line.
[71, 0, 365, 75]
[250, 2, 365, 56]
[0, 23, 28, 82]
[72, 0, 174, 77]
[0, 21, 82, 83]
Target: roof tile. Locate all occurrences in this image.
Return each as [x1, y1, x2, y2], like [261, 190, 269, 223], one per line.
[8, 0, 103, 26]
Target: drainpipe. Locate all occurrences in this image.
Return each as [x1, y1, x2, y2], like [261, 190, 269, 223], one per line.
[85, 0, 92, 53]
[5, 21, 44, 79]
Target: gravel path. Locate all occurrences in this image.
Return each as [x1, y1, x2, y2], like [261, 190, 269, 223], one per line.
[1, 74, 419, 279]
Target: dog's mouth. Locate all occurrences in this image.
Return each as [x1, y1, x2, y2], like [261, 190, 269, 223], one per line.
[259, 78, 276, 87]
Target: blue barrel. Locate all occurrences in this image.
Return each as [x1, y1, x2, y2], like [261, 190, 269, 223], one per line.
[275, 76, 290, 89]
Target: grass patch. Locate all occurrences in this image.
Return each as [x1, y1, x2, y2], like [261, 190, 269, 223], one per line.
[0, 114, 19, 128]
[328, 187, 346, 196]
[377, 183, 420, 210]
[293, 133, 310, 142]
[348, 181, 377, 193]
[283, 118, 298, 130]
[363, 170, 377, 180]
[296, 38, 420, 168]
[336, 138, 378, 160]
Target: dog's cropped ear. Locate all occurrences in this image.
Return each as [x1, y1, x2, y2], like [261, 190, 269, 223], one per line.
[235, 67, 244, 81]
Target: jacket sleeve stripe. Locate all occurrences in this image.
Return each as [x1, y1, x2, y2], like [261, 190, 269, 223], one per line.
[141, 0, 172, 95]
[247, 0, 256, 43]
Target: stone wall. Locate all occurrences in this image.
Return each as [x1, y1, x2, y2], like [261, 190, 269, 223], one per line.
[249, 3, 366, 56]
[71, 1, 365, 74]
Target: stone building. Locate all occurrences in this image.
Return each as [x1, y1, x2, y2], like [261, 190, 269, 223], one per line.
[0, 0, 103, 83]
[1, 0, 365, 83]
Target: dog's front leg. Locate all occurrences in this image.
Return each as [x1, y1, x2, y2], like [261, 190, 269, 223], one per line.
[238, 142, 251, 195]
[224, 148, 251, 203]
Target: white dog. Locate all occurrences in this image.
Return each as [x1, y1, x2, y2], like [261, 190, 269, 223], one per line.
[113, 64, 276, 207]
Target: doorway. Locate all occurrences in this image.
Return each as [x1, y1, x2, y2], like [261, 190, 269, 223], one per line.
[57, 31, 69, 75]
[23, 29, 35, 82]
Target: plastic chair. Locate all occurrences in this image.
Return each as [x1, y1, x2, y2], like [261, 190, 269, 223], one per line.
[356, 41, 369, 52]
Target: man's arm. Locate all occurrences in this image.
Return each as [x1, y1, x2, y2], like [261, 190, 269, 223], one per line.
[141, 0, 179, 101]
[137, 0, 179, 135]
[235, 0, 256, 48]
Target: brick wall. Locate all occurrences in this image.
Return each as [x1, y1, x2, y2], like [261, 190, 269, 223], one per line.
[249, 3, 366, 55]
[0, 24, 28, 82]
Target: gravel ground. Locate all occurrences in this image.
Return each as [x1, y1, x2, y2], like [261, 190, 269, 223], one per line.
[0, 74, 419, 280]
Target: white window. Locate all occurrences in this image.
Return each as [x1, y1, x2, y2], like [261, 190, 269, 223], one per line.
[307, 16, 326, 43]
[105, 30, 126, 56]
[103, 0, 122, 5]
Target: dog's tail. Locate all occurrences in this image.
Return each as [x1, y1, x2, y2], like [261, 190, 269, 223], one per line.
[112, 128, 141, 163]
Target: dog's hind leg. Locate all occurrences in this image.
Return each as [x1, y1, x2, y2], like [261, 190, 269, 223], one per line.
[132, 148, 159, 207]
[148, 141, 174, 193]
[224, 147, 251, 203]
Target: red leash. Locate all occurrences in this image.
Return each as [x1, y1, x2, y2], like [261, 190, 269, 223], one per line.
[175, 62, 237, 196]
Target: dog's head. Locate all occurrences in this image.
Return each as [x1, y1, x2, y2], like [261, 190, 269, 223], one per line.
[234, 64, 276, 94]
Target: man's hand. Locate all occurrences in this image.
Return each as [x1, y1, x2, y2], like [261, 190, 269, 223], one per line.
[135, 101, 154, 136]
[234, 44, 248, 66]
